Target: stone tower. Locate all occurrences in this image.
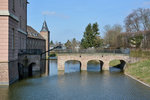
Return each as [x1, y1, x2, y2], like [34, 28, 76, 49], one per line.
[40, 21, 50, 57]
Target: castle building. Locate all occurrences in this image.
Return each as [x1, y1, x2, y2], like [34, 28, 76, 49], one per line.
[0, 0, 50, 85]
[0, 0, 28, 85]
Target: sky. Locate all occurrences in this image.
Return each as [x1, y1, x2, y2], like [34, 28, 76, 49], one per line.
[27, 0, 150, 43]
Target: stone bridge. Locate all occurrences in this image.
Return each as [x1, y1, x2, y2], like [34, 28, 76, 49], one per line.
[57, 53, 130, 71]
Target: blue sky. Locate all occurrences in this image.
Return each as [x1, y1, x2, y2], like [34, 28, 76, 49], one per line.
[27, 0, 150, 43]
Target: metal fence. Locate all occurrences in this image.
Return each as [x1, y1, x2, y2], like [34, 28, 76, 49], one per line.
[52, 48, 130, 54]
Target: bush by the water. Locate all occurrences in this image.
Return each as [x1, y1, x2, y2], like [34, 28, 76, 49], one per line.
[50, 53, 56, 57]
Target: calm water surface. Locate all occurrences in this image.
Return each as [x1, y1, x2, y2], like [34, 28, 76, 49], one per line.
[0, 60, 150, 100]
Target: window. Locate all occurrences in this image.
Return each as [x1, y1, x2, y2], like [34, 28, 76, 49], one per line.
[23, 0, 25, 9]
[12, 0, 15, 11]
[20, 0, 22, 7]
[20, 16, 22, 29]
[20, 37, 21, 49]
[22, 38, 24, 49]
[12, 28, 15, 49]
[23, 38, 26, 49]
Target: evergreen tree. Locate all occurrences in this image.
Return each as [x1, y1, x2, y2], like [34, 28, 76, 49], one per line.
[72, 38, 77, 50]
[81, 22, 102, 49]
[50, 40, 54, 45]
[65, 40, 72, 49]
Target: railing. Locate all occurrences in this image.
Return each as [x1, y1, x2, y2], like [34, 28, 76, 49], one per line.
[52, 48, 130, 54]
[19, 49, 42, 55]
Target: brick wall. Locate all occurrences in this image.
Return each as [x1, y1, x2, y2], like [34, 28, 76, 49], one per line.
[0, 0, 27, 85]
[9, 0, 27, 32]
[0, 63, 9, 85]
[8, 60, 18, 84]
[40, 31, 50, 55]
[0, 17, 9, 62]
[0, 0, 8, 10]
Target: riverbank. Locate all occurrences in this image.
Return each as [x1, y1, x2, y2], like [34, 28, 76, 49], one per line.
[125, 59, 150, 86]
[125, 73, 150, 88]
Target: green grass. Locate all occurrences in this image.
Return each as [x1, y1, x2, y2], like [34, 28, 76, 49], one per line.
[109, 60, 120, 67]
[130, 50, 150, 58]
[126, 59, 150, 85]
[88, 60, 100, 64]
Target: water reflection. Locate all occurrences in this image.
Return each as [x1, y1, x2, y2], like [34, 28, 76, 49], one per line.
[87, 60, 101, 72]
[49, 60, 58, 76]
[0, 86, 8, 100]
[65, 60, 81, 73]
[49, 60, 102, 74]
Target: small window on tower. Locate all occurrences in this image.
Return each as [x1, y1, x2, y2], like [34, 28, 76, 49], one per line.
[20, 16, 22, 29]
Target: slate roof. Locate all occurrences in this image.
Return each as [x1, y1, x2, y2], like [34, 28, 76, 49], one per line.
[27, 26, 45, 40]
[40, 21, 49, 32]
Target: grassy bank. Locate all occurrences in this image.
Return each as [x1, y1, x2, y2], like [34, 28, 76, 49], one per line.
[126, 59, 150, 85]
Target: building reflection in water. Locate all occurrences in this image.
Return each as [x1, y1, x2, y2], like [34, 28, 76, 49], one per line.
[0, 86, 8, 100]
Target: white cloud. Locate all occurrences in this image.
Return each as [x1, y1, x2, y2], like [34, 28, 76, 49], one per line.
[42, 11, 56, 16]
[42, 11, 69, 19]
[143, 1, 150, 6]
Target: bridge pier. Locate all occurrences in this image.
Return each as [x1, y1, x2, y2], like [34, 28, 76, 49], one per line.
[102, 61, 110, 70]
[57, 60, 65, 71]
[80, 61, 87, 71]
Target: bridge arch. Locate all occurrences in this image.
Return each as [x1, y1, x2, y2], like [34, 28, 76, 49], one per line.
[28, 62, 36, 76]
[109, 59, 126, 71]
[87, 60, 104, 71]
[64, 60, 81, 72]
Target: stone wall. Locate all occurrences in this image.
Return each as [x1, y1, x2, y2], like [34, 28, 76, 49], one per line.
[0, 63, 9, 85]
[0, 61, 19, 85]
[0, 0, 8, 10]
[40, 31, 50, 56]
[8, 60, 19, 84]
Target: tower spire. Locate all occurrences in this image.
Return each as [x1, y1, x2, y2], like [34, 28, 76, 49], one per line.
[40, 21, 49, 32]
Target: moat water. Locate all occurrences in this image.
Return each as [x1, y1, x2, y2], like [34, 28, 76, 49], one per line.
[0, 60, 150, 100]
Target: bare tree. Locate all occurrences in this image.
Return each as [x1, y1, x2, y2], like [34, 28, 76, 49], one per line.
[104, 24, 123, 48]
[138, 8, 150, 30]
[125, 8, 150, 32]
